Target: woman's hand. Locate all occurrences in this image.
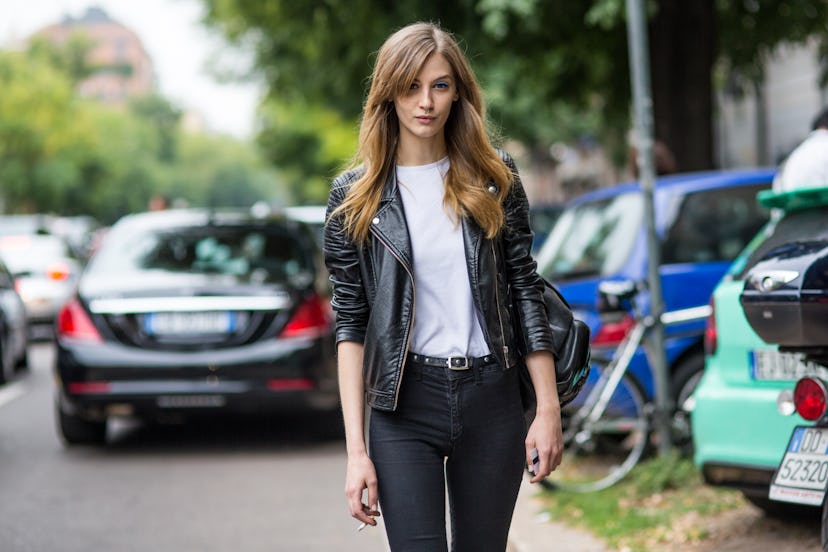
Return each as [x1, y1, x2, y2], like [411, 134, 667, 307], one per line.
[525, 406, 563, 483]
[345, 450, 381, 526]
[523, 350, 563, 483]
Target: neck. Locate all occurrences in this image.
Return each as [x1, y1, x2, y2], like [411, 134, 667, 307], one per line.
[396, 136, 448, 166]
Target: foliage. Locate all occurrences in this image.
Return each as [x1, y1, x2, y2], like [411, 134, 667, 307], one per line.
[26, 33, 96, 84]
[256, 99, 357, 205]
[129, 94, 183, 163]
[0, 44, 287, 224]
[200, 0, 828, 172]
[541, 453, 745, 551]
[168, 132, 289, 209]
[200, 1, 623, 153]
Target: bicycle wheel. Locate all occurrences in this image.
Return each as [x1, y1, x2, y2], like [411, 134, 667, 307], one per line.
[541, 371, 650, 493]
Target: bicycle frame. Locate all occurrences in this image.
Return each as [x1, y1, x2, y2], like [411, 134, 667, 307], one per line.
[566, 303, 712, 441]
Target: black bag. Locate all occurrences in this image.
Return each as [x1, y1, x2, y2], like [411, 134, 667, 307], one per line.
[514, 277, 591, 415]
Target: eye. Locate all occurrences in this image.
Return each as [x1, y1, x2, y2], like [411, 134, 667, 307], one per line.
[409, 82, 420, 90]
[434, 81, 450, 90]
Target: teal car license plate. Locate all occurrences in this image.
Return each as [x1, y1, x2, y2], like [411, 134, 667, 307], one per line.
[769, 426, 828, 506]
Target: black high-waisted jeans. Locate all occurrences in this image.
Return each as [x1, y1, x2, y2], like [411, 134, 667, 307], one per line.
[369, 357, 526, 552]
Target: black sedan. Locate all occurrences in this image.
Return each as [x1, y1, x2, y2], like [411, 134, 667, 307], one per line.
[54, 209, 337, 445]
[0, 257, 28, 384]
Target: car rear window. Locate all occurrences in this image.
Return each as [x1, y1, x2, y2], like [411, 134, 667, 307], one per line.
[90, 224, 313, 285]
[536, 191, 643, 281]
[732, 205, 828, 280]
[660, 183, 770, 264]
[0, 235, 74, 272]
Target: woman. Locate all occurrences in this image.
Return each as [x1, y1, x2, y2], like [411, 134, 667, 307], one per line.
[323, 22, 563, 551]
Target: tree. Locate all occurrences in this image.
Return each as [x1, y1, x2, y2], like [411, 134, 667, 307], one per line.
[200, 0, 828, 172]
[255, 99, 357, 204]
[129, 94, 183, 163]
[0, 43, 289, 222]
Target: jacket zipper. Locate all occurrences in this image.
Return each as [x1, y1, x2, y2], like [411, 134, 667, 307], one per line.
[490, 241, 509, 361]
[370, 226, 414, 410]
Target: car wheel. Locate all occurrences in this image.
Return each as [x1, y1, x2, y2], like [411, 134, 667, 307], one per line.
[822, 497, 828, 552]
[56, 400, 107, 446]
[0, 340, 13, 385]
[15, 346, 29, 372]
[670, 353, 705, 453]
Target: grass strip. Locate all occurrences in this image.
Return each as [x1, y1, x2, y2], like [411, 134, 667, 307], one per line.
[539, 451, 745, 551]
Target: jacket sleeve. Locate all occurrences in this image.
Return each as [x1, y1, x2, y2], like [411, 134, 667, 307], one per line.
[500, 152, 556, 355]
[323, 173, 369, 345]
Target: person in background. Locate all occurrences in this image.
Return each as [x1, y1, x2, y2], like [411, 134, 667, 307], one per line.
[148, 194, 170, 211]
[773, 107, 828, 192]
[323, 22, 563, 552]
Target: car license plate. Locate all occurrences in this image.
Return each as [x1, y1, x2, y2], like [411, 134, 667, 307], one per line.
[769, 426, 828, 506]
[750, 349, 828, 381]
[145, 311, 234, 335]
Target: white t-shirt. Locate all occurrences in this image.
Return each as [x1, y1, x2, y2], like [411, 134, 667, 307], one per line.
[773, 129, 828, 192]
[396, 158, 490, 358]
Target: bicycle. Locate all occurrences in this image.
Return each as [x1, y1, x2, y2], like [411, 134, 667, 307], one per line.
[540, 279, 712, 493]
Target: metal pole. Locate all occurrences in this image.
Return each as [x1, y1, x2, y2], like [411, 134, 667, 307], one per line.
[625, 0, 672, 456]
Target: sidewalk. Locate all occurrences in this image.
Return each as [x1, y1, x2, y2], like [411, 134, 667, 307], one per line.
[507, 476, 610, 552]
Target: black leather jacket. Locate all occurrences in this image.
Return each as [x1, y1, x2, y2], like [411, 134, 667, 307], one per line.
[323, 152, 554, 411]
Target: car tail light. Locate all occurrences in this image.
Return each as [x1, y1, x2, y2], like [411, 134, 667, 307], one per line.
[591, 314, 635, 347]
[267, 378, 315, 391]
[794, 377, 828, 421]
[704, 297, 717, 355]
[57, 298, 103, 343]
[47, 261, 71, 281]
[280, 293, 330, 338]
[68, 382, 111, 394]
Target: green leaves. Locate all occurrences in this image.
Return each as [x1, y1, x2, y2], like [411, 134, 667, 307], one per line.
[0, 44, 286, 222]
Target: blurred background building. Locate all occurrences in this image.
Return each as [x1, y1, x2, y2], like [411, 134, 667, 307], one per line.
[34, 6, 155, 104]
[717, 40, 827, 168]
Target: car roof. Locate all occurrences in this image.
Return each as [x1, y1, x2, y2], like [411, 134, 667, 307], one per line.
[284, 205, 327, 224]
[566, 168, 777, 206]
[110, 208, 294, 233]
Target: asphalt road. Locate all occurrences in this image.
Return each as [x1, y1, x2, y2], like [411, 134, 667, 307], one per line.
[0, 343, 388, 552]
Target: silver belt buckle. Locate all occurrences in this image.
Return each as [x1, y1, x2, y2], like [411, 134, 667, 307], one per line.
[447, 356, 470, 370]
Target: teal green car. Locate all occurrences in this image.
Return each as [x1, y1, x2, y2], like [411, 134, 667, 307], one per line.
[691, 187, 828, 513]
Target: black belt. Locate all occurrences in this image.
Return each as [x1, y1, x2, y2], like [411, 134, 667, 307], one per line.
[407, 352, 497, 370]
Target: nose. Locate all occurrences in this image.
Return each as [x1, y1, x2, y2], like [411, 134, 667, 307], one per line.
[418, 88, 434, 111]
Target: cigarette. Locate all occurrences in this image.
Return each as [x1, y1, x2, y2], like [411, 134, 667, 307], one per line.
[357, 522, 368, 532]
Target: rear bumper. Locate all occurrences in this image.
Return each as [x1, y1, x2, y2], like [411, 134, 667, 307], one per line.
[691, 364, 803, 490]
[55, 334, 338, 419]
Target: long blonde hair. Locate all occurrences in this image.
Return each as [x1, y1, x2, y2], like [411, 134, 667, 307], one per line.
[332, 22, 513, 244]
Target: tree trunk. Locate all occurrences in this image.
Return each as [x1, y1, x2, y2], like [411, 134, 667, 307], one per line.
[649, 0, 716, 172]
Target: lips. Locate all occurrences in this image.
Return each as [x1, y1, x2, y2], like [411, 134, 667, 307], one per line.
[415, 116, 435, 123]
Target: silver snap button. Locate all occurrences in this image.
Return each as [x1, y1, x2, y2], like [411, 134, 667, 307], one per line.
[372, 217, 380, 225]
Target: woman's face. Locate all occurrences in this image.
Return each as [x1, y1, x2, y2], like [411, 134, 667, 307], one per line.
[393, 53, 459, 151]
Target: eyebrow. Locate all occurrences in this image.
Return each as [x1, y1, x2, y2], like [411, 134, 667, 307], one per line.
[413, 74, 453, 83]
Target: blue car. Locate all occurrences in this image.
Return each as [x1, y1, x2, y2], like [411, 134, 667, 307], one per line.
[534, 169, 774, 421]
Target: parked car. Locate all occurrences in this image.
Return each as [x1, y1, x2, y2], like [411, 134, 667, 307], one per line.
[0, 234, 82, 340]
[534, 169, 774, 425]
[0, 258, 28, 384]
[49, 215, 100, 261]
[692, 186, 828, 513]
[529, 203, 564, 253]
[284, 205, 326, 247]
[0, 214, 55, 237]
[54, 209, 337, 445]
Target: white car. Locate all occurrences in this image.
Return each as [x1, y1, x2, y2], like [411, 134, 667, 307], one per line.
[0, 234, 81, 340]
